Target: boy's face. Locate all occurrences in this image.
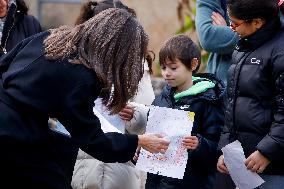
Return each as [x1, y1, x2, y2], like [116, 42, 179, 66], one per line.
[161, 58, 193, 93]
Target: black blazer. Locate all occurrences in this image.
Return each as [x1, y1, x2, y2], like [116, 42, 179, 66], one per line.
[0, 31, 138, 188]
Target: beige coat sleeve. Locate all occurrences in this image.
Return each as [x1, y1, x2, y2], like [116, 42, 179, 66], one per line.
[72, 149, 141, 189]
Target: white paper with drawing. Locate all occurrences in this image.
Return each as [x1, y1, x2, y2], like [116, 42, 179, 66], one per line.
[136, 106, 194, 179]
[222, 140, 265, 189]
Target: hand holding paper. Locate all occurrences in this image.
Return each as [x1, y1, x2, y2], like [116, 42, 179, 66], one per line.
[217, 155, 229, 174]
[119, 105, 135, 121]
[245, 150, 270, 174]
[182, 135, 199, 150]
[221, 140, 265, 189]
[136, 106, 193, 179]
[138, 133, 170, 154]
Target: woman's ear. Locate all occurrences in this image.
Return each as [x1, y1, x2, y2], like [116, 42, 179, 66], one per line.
[191, 58, 199, 72]
[253, 18, 266, 30]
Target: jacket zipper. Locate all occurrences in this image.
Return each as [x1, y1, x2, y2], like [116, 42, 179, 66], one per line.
[2, 10, 17, 54]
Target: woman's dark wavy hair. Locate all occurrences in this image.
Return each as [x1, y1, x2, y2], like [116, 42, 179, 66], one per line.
[75, 0, 153, 74]
[44, 8, 149, 114]
[159, 34, 201, 74]
[227, 0, 284, 21]
[16, 0, 29, 15]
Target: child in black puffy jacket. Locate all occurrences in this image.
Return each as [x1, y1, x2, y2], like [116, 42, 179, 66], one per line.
[145, 35, 225, 189]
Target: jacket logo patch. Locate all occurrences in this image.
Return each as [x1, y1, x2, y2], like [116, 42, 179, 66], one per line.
[180, 105, 190, 109]
[250, 58, 261, 64]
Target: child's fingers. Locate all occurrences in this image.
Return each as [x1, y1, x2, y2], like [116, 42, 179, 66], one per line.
[183, 136, 198, 143]
[217, 155, 229, 174]
[183, 140, 198, 144]
[182, 141, 198, 149]
[251, 164, 260, 173]
[245, 158, 255, 170]
[183, 135, 198, 140]
[118, 107, 134, 120]
[217, 163, 229, 174]
[119, 113, 132, 121]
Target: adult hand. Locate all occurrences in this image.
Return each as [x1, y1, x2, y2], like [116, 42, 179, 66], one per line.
[119, 105, 134, 121]
[217, 155, 229, 174]
[211, 12, 227, 26]
[182, 135, 199, 150]
[138, 133, 170, 154]
[245, 150, 270, 173]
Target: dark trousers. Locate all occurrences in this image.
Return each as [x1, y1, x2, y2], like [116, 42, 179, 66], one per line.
[213, 172, 236, 189]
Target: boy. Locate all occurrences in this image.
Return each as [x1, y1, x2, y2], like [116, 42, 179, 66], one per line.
[145, 35, 224, 189]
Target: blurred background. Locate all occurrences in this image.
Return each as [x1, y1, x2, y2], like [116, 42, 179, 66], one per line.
[27, 0, 207, 76]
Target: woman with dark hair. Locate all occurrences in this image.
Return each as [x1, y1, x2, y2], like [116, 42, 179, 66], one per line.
[0, 0, 42, 56]
[67, 1, 155, 189]
[217, 0, 284, 188]
[0, 8, 170, 189]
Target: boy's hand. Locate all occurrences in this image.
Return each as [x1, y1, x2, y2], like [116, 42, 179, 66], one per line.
[182, 135, 199, 150]
[119, 105, 134, 121]
[217, 155, 229, 174]
[245, 150, 270, 173]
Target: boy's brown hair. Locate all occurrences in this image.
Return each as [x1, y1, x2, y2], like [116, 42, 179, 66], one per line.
[159, 35, 201, 73]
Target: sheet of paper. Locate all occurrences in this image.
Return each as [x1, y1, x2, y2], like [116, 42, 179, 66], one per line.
[136, 106, 193, 179]
[93, 107, 122, 133]
[129, 102, 150, 114]
[222, 140, 265, 189]
[94, 99, 125, 133]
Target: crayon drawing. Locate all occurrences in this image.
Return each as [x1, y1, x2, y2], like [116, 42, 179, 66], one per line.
[136, 106, 193, 179]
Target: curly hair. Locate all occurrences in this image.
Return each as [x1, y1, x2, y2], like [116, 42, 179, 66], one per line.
[44, 8, 148, 114]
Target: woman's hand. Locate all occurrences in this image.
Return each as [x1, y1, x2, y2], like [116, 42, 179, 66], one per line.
[182, 135, 199, 150]
[138, 133, 170, 154]
[245, 150, 270, 173]
[217, 155, 229, 174]
[211, 12, 227, 26]
[119, 105, 134, 121]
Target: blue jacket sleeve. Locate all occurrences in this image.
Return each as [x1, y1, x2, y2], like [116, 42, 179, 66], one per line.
[195, 0, 238, 54]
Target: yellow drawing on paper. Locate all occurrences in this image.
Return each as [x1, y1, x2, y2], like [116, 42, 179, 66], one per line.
[188, 112, 195, 122]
